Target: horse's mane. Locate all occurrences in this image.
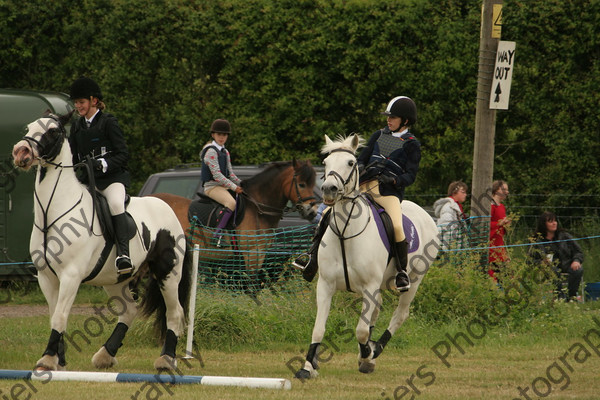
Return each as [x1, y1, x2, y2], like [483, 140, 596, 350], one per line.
[321, 134, 365, 155]
[242, 160, 316, 188]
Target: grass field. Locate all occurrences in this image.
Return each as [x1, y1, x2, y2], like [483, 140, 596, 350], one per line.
[2, 282, 600, 400]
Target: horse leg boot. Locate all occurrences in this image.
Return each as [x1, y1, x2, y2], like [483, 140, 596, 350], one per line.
[394, 240, 410, 292]
[213, 207, 233, 248]
[113, 213, 133, 275]
[293, 209, 331, 282]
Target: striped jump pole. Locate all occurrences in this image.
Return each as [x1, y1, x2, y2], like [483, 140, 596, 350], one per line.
[0, 370, 291, 390]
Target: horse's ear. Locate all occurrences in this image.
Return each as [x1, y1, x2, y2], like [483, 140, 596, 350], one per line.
[59, 110, 75, 127]
[351, 134, 360, 152]
[325, 135, 333, 146]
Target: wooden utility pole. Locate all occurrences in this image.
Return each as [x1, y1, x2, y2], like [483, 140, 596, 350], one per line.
[471, 0, 502, 218]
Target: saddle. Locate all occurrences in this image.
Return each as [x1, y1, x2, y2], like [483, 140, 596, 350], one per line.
[187, 191, 246, 229]
[363, 193, 396, 259]
[362, 193, 420, 256]
[80, 156, 136, 244]
[91, 190, 136, 243]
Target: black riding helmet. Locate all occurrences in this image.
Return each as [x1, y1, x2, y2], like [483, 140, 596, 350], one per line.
[381, 96, 417, 126]
[210, 119, 231, 134]
[69, 77, 103, 100]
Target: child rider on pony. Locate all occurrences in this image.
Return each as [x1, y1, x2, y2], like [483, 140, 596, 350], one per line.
[200, 119, 243, 246]
[294, 96, 420, 292]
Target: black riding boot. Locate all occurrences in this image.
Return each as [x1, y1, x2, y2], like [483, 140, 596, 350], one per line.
[113, 213, 133, 275]
[394, 240, 410, 292]
[292, 209, 331, 282]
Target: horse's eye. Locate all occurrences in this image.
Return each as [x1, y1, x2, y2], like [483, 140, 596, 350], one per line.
[298, 183, 307, 189]
[348, 160, 355, 167]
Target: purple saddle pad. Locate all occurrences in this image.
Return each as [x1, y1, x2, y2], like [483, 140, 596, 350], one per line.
[368, 202, 420, 254]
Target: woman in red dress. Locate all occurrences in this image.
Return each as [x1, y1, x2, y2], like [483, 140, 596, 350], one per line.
[488, 180, 512, 279]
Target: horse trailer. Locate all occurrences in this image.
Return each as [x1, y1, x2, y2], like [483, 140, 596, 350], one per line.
[0, 88, 73, 281]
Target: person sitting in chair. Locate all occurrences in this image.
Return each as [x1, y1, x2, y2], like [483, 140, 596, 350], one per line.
[200, 119, 242, 247]
[68, 77, 132, 275]
[294, 96, 421, 292]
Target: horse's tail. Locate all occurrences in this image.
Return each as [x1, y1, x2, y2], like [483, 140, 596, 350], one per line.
[139, 229, 193, 341]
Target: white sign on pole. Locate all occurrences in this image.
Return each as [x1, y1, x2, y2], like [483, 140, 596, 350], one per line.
[489, 41, 516, 110]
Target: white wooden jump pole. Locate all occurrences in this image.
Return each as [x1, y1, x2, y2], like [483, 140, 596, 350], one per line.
[0, 370, 291, 390]
[182, 244, 200, 360]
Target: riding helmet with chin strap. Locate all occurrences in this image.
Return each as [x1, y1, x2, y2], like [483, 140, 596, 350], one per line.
[209, 119, 231, 134]
[69, 77, 103, 100]
[380, 96, 417, 127]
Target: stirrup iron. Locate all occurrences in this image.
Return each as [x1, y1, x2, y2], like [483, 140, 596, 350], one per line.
[292, 254, 311, 271]
[116, 255, 133, 275]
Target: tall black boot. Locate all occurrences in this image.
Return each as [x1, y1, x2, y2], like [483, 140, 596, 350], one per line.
[292, 209, 331, 282]
[394, 240, 410, 292]
[113, 213, 133, 275]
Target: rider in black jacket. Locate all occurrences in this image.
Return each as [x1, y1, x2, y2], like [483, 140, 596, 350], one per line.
[68, 77, 133, 275]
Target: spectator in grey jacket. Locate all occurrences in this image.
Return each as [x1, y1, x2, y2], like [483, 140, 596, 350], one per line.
[433, 181, 468, 250]
[528, 211, 584, 300]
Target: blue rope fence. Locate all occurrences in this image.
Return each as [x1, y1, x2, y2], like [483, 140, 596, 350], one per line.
[2, 215, 599, 294]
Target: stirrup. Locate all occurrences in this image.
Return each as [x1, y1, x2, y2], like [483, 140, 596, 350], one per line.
[292, 254, 311, 271]
[395, 271, 410, 292]
[116, 255, 134, 275]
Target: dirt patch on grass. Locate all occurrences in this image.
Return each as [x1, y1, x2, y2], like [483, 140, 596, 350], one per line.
[0, 304, 95, 318]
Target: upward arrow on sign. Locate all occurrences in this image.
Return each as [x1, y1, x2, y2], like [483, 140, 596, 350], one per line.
[494, 83, 502, 103]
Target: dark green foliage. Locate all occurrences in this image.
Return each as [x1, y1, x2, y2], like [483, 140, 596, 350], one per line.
[1, 0, 598, 201]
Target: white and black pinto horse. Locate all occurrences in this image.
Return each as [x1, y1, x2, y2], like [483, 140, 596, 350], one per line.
[295, 135, 439, 379]
[12, 113, 192, 372]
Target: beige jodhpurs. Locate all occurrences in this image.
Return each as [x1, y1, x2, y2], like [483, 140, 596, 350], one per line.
[360, 180, 405, 242]
[99, 183, 126, 215]
[205, 185, 236, 210]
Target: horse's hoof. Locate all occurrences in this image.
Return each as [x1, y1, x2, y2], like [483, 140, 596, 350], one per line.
[35, 355, 58, 371]
[358, 360, 376, 374]
[294, 368, 318, 380]
[154, 354, 177, 371]
[92, 346, 118, 369]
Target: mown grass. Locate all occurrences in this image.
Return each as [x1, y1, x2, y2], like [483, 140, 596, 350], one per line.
[2, 305, 600, 400]
[2, 256, 600, 399]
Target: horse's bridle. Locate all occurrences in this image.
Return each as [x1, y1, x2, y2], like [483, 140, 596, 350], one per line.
[286, 172, 317, 210]
[323, 147, 370, 292]
[325, 148, 360, 199]
[21, 114, 67, 165]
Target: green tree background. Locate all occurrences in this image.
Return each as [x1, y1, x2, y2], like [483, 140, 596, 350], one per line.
[1, 0, 598, 213]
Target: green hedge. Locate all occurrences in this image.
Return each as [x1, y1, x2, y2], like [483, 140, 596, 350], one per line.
[1, 0, 598, 207]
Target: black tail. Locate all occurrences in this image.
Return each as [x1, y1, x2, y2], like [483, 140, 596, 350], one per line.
[140, 229, 193, 341]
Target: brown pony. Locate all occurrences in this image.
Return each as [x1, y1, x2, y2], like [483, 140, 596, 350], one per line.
[150, 160, 317, 291]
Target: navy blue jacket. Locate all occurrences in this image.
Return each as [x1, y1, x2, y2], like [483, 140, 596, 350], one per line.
[357, 127, 421, 200]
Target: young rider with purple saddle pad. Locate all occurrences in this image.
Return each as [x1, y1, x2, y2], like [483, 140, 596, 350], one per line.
[294, 96, 421, 292]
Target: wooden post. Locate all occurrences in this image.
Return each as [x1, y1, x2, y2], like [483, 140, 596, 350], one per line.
[470, 0, 502, 252]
